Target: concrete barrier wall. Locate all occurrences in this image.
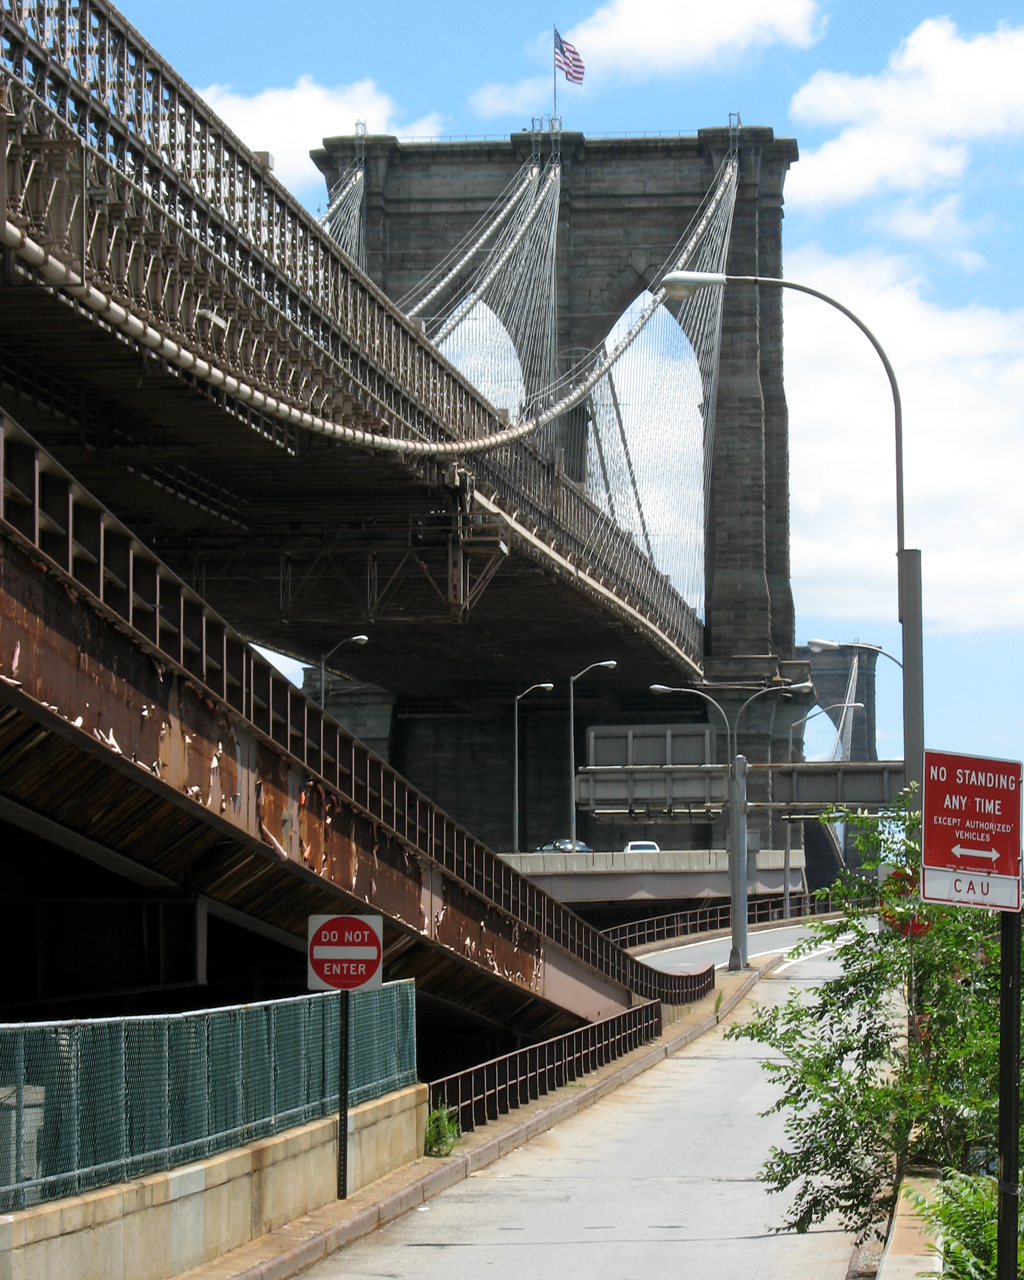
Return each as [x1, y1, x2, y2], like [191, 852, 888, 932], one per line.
[0, 1082, 428, 1280]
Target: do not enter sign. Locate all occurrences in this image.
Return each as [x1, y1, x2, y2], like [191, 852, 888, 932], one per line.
[922, 749, 1022, 912]
[307, 915, 383, 991]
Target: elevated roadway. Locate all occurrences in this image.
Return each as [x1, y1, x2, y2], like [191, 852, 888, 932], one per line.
[0, 410, 712, 1038]
[499, 846, 807, 905]
[0, 0, 705, 699]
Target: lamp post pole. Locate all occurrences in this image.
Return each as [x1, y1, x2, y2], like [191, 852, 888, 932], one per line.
[569, 661, 617, 854]
[655, 680, 814, 962]
[652, 686, 762, 972]
[662, 270, 923, 801]
[319, 634, 369, 709]
[784, 701, 864, 918]
[728, 682, 814, 966]
[514, 682, 553, 853]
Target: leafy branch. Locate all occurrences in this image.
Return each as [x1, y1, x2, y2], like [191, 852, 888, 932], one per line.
[728, 791, 1003, 1242]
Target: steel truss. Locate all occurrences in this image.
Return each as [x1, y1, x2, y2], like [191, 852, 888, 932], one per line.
[0, 0, 703, 670]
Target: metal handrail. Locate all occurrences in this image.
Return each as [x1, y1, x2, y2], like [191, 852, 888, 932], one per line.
[0, 410, 708, 1012]
[429, 999, 670, 1134]
[602, 893, 839, 949]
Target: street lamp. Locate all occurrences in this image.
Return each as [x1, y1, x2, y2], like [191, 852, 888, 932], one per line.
[737, 686, 814, 947]
[514, 681, 554, 853]
[649, 683, 732, 757]
[733, 682, 815, 743]
[319, 633, 369, 709]
[663, 269, 924, 801]
[788, 700, 866, 763]
[807, 637, 903, 670]
[784, 700, 864, 919]
[651, 680, 813, 969]
[570, 661, 617, 853]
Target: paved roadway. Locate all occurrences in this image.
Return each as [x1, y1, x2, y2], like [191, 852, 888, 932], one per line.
[645, 922, 819, 973]
[305, 939, 852, 1280]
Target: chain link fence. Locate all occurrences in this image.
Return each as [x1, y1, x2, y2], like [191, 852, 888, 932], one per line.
[0, 981, 416, 1212]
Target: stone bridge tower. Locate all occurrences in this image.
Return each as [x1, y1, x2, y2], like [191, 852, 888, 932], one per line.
[313, 126, 800, 673]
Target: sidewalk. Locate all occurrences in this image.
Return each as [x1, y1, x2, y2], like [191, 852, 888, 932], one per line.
[181, 959, 781, 1280]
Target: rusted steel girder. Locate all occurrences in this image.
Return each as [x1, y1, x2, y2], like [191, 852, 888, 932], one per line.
[0, 411, 715, 1028]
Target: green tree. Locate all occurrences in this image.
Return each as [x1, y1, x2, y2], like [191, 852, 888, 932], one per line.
[728, 792, 1004, 1242]
[906, 1173, 1024, 1279]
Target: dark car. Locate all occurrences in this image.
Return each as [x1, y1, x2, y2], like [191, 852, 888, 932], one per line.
[533, 838, 594, 853]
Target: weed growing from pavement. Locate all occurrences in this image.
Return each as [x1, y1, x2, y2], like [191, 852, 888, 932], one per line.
[424, 1104, 460, 1157]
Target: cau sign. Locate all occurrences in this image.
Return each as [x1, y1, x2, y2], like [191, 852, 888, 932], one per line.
[921, 750, 1022, 912]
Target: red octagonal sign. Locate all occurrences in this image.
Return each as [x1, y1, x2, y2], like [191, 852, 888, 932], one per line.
[307, 915, 383, 991]
[922, 749, 1022, 912]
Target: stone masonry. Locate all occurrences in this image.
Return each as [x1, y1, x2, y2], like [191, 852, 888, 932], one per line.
[312, 128, 808, 859]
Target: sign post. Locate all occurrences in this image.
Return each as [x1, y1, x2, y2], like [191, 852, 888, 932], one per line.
[922, 750, 1022, 1279]
[307, 914, 383, 1200]
[998, 907, 1021, 1280]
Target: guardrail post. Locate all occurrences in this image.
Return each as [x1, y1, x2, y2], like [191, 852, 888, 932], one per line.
[119, 1020, 127, 1183]
[338, 990, 349, 1199]
[72, 1024, 81, 1196]
[14, 1029, 24, 1210]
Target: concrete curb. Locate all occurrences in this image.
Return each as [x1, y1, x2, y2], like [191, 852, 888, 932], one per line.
[226, 959, 780, 1280]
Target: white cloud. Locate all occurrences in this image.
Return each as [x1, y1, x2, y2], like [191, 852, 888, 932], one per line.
[199, 76, 443, 205]
[471, 0, 819, 117]
[789, 18, 1024, 210]
[873, 196, 987, 271]
[470, 77, 550, 120]
[569, 0, 819, 77]
[786, 245, 1024, 633]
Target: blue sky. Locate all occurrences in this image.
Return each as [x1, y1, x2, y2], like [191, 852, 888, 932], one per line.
[122, 0, 1024, 764]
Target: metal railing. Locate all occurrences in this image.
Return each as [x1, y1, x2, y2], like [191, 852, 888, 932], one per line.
[0, 412, 710, 1014]
[429, 999, 667, 1134]
[602, 893, 840, 950]
[0, 0, 704, 669]
[0, 982, 416, 1212]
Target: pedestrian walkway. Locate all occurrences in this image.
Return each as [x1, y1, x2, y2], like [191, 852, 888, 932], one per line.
[303, 946, 854, 1279]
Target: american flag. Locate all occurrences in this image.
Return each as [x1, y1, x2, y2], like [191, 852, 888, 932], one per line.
[554, 29, 585, 84]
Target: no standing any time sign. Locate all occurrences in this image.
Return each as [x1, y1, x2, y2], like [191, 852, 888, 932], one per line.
[922, 749, 1022, 911]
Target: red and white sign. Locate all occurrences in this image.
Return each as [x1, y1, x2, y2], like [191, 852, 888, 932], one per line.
[922, 749, 1022, 911]
[307, 915, 383, 991]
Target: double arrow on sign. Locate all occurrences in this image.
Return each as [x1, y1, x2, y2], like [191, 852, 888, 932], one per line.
[951, 844, 1000, 863]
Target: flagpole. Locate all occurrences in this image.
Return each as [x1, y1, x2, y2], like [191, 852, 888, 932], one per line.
[553, 25, 557, 127]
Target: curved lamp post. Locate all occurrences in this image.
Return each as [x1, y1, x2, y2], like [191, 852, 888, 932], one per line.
[319, 633, 369, 709]
[663, 269, 924, 801]
[808, 636, 903, 671]
[514, 681, 554, 853]
[788, 701, 867, 763]
[737, 686, 814, 947]
[785, 700, 865, 919]
[570, 661, 617, 854]
[652, 679, 813, 969]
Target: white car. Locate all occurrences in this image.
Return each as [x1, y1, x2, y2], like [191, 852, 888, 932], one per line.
[623, 840, 660, 854]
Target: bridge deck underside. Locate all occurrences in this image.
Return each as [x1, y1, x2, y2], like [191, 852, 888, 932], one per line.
[0, 707, 583, 1040]
[0, 277, 694, 702]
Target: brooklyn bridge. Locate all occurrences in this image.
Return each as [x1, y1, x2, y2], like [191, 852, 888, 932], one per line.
[0, 0, 903, 1067]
